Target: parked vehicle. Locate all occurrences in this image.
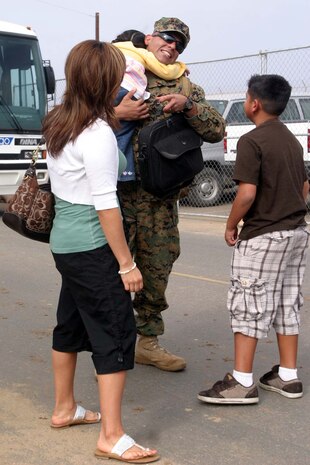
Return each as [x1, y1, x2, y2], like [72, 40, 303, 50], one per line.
[0, 20, 55, 201]
[184, 93, 310, 207]
[185, 135, 234, 207]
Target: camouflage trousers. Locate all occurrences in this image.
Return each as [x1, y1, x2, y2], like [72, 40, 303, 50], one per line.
[117, 181, 180, 337]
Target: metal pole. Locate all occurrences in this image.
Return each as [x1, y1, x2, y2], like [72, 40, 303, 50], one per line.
[259, 50, 268, 74]
[95, 12, 99, 40]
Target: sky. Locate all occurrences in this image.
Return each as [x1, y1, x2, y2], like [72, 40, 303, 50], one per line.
[2, 0, 310, 79]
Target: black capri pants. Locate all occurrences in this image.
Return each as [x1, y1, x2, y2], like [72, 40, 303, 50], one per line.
[52, 244, 136, 374]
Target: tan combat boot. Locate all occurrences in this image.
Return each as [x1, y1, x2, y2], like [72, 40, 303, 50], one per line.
[135, 336, 186, 372]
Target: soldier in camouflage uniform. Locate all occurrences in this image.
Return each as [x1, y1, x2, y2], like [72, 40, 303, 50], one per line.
[116, 17, 226, 372]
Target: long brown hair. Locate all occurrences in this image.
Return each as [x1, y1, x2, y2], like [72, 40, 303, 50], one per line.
[43, 40, 125, 156]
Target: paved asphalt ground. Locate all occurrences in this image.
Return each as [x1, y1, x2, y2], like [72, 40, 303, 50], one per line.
[0, 204, 310, 465]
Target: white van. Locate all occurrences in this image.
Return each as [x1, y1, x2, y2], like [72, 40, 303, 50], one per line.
[185, 94, 310, 207]
[222, 95, 310, 164]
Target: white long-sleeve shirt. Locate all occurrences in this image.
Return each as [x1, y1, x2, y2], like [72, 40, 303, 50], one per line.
[47, 119, 119, 211]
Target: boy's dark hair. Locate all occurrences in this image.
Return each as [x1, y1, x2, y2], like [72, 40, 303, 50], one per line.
[247, 74, 292, 116]
[112, 29, 146, 49]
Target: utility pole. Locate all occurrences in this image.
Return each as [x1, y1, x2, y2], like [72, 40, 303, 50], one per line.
[95, 12, 99, 40]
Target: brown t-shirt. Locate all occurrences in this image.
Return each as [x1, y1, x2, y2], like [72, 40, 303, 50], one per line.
[233, 119, 307, 240]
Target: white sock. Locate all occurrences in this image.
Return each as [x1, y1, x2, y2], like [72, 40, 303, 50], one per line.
[233, 370, 253, 387]
[278, 366, 298, 381]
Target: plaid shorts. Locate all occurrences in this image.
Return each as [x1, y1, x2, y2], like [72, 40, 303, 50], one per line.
[228, 227, 309, 339]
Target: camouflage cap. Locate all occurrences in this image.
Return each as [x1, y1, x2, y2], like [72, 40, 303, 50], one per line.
[153, 17, 190, 48]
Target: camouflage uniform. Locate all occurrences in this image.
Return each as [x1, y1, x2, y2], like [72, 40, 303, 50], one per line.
[118, 19, 226, 337]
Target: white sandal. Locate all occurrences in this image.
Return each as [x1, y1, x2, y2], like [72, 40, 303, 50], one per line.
[51, 404, 101, 428]
[94, 433, 160, 463]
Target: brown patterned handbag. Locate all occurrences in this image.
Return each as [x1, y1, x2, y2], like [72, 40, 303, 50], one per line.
[2, 146, 55, 243]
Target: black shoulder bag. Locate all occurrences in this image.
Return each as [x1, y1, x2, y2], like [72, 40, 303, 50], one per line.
[137, 113, 203, 199]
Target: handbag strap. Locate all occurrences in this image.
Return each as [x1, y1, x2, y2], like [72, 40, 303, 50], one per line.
[31, 138, 46, 166]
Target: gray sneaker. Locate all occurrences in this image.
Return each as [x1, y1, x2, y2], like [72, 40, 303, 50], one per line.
[198, 373, 259, 405]
[258, 365, 303, 398]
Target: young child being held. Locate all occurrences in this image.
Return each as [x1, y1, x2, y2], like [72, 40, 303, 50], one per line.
[112, 30, 187, 181]
[198, 74, 309, 405]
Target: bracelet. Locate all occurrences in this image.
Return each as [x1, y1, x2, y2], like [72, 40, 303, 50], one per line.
[118, 261, 137, 275]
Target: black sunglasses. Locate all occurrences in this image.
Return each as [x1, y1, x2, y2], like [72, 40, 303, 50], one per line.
[153, 32, 185, 54]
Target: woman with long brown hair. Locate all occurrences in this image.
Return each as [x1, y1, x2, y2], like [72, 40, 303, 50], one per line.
[43, 40, 159, 463]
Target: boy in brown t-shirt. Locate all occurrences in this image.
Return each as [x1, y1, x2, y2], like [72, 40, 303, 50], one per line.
[198, 74, 309, 404]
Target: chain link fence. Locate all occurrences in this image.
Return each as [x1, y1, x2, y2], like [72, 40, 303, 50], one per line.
[53, 45, 310, 219]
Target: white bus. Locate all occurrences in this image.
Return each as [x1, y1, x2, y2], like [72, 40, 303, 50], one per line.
[0, 20, 55, 200]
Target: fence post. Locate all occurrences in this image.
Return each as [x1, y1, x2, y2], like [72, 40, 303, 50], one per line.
[259, 50, 268, 74]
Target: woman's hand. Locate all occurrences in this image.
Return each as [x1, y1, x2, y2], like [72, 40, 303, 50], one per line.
[120, 266, 143, 292]
[115, 89, 149, 120]
[97, 209, 143, 293]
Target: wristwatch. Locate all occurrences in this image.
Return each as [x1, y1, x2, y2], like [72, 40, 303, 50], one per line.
[183, 98, 194, 113]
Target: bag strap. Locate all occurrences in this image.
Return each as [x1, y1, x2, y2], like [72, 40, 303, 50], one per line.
[180, 76, 192, 98]
[31, 138, 45, 166]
